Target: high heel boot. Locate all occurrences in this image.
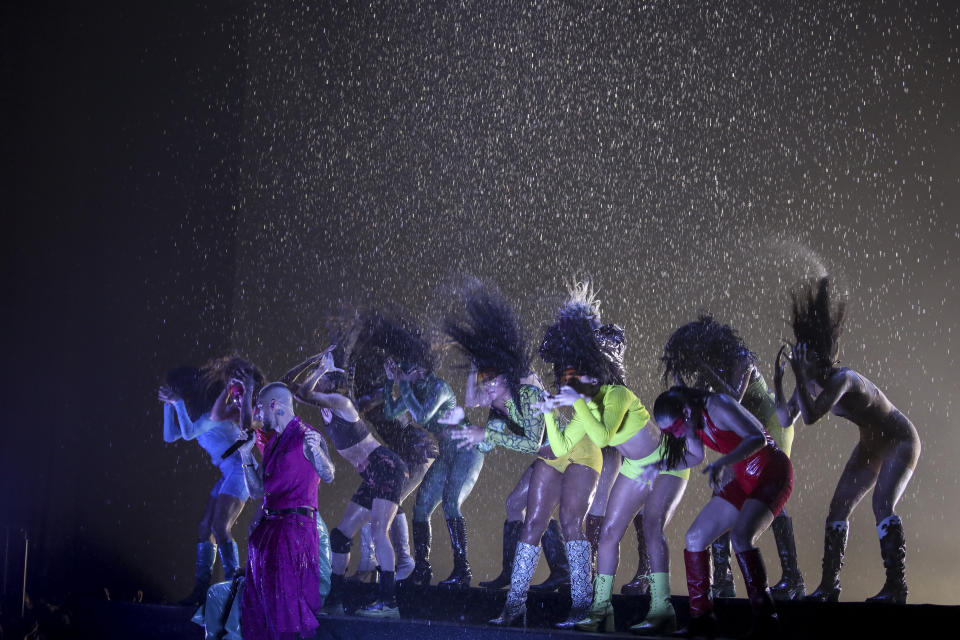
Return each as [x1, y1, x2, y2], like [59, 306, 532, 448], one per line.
[555, 539, 593, 628]
[575, 573, 615, 632]
[806, 521, 847, 602]
[177, 541, 217, 605]
[218, 539, 240, 580]
[410, 520, 433, 586]
[769, 513, 805, 600]
[630, 571, 677, 635]
[489, 541, 539, 627]
[529, 518, 570, 592]
[438, 516, 472, 588]
[480, 520, 521, 590]
[391, 511, 416, 582]
[866, 515, 908, 604]
[674, 549, 718, 637]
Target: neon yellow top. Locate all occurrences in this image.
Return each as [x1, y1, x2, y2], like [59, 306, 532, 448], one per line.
[544, 385, 651, 456]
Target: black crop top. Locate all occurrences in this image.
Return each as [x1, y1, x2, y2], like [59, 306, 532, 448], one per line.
[325, 413, 369, 451]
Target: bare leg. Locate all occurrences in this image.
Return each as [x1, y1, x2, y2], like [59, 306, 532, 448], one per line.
[212, 494, 245, 579]
[596, 474, 651, 575]
[506, 465, 533, 521]
[588, 447, 621, 517]
[871, 439, 919, 523]
[197, 494, 216, 543]
[332, 502, 373, 574]
[522, 461, 564, 544]
[685, 497, 740, 552]
[558, 463, 600, 542]
[827, 443, 883, 523]
[643, 474, 688, 573]
[370, 498, 399, 573]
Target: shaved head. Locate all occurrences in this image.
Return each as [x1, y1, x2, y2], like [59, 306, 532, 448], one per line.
[258, 382, 293, 406]
[257, 382, 296, 430]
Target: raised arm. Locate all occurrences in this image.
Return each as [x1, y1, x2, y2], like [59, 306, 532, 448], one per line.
[699, 358, 753, 402]
[303, 429, 335, 483]
[294, 360, 360, 421]
[790, 344, 852, 425]
[278, 351, 328, 386]
[397, 377, 455, 426]
[569, 385, 637, 448]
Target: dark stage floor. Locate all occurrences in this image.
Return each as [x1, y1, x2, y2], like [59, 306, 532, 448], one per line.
[77, 583, 960, 639]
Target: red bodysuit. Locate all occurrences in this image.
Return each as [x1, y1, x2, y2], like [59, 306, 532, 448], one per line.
[700, 410, 793, 516]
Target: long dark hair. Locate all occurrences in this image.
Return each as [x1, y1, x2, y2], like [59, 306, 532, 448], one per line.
[201, 356, 264, 401]
[653, 386, 710, 470]
[661, 314, 756, 389]
[791, 277, 846, 372]
[444, 281, 532, 406]
[539, 281, 625, 387]
[164, 365, 215, 420]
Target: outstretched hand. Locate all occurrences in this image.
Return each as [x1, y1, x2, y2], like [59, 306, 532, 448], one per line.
[702, 460, 732, 492]
[446, 424, 485, 449]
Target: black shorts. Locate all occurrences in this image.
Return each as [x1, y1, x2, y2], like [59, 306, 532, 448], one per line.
[351, 446, 410, 509]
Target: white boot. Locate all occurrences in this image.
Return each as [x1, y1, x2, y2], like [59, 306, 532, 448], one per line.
[489, 541, 539, 627]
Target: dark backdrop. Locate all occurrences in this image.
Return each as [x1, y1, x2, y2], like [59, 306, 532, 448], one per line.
[2, 0, 958, 607]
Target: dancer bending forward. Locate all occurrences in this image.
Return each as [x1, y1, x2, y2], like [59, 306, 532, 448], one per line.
[656, 386, 793, 637]
[777, 277, 920, 603]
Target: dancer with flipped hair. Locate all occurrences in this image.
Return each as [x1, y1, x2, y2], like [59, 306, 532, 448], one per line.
[534, 286, 685, 634]
[662, 315, 803, 600]
[239, 381, 334, 640]
[778, 277, 919, 603]
[655, 385, 792, 637]
[284, 346, 409, 618]
[341, 311, 439, 585]
[377, 316, 482, 589]
[437, 282, 568, 595]
[486, 283, 606, 628]
[158, 357, 263, 605]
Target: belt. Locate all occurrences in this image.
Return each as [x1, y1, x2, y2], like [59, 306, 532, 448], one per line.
[264, 506, 317, 518]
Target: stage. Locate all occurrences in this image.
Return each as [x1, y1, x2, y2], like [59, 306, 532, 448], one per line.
[76, 582, 960, 639]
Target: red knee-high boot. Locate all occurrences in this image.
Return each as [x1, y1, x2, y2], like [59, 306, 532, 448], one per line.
[681, 549, 717, 636]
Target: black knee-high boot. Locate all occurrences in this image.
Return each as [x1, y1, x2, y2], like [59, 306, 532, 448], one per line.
[410, 520, 433, 585]
[806, 521, 848, 602]
[480, 520, 522, 590]
[866, 516, 908, 604]
[439, 517, 472, 588]
[769, 513, 805, 600]
[530, 519, 570, 592]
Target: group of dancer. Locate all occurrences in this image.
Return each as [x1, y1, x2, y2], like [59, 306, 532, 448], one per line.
[159, 276, 920, 638]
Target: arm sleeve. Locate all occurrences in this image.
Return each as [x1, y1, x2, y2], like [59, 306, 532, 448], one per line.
[398, 379, 453, 426]
[163, 404, 181, 442]
[544, 408, 587, 457]
[382, 380, 408, 420]
[173, 399, 215, 440]
[481, 386, 545, 454]
[569, 386, 634, 448]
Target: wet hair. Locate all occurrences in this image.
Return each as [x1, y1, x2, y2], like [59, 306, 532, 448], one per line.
[539, 281, 625, 387]
[164, 365, 215, 420]
[653, 386, 710, 470]
[661, 315, 756, 389]
[444, 281, 532, 406]
[791, 277, 846, 372]
[366, 310, 435, 373]
[201, 356, 265, 399]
